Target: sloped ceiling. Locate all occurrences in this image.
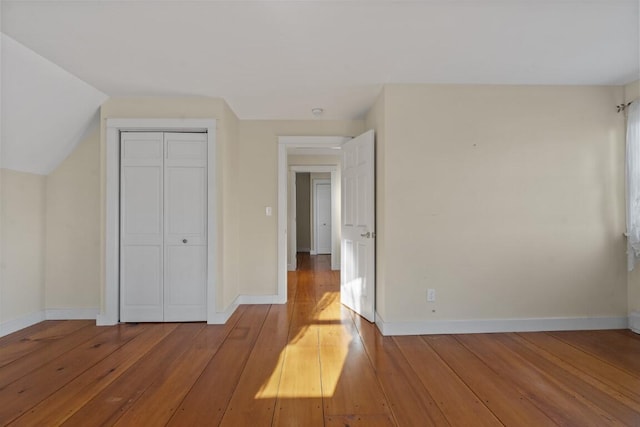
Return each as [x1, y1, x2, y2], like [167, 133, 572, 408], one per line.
[0, 1, 638, 174]
[1, 34, 107, 174]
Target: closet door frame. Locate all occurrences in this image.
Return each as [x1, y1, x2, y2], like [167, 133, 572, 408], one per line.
[100, 119, 217, 326]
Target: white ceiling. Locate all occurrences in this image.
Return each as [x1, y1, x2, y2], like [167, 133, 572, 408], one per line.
[2, 0, 638, 121]
[0, 1, 638, 174]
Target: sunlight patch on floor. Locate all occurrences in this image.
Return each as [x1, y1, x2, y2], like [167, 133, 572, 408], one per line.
[254, 291, 351, 399]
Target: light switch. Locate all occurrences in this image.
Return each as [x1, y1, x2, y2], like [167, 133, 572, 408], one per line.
[265, 206, 272, 216]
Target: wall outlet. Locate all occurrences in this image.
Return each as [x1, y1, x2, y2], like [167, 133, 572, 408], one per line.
[427, 288, 436, 302]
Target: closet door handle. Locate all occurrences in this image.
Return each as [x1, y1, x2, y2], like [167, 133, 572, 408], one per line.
[182, 239, 188, 244]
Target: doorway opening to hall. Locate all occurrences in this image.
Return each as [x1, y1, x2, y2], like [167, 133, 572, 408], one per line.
[294, 172, 334, 270]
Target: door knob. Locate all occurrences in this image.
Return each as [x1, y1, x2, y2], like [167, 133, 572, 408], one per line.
[360, 232, 370, 238]
[182, 239, 188, 244]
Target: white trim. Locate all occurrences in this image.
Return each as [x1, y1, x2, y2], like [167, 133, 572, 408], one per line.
[0, 311, 46, 337]
[46, 308, 99, 320]
[310, 250, 318, 255]
[290, 165, 338, 173]
[629, 311, 640, 334]
[279, 136, 348, 147]
[103, 118, 218, 326]
[237, 294, 283, 305]
[207, 298, 239, 324]
[375, 311, 629, 336]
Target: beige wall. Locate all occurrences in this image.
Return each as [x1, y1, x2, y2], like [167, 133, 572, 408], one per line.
[45, 126, 101, 311]
[625, 80, 640, 104]
[378, 84, 627, 322]
[237, 121, 364, 295]
[220, 102, 240, 308]
[0, 169, 46, 324]
[100, 97, 239, 312]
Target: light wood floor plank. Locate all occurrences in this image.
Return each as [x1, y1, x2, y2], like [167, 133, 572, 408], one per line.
[353, 315, 450, 426]
[113, 314, 244, 427]
[10, 324, 177, 426]
[425, 335, 556, 426]
[60, 323, 207, 426]
[272, 345, 324, 427]
[516, 332, 640, 409]
[0, 323, 146, 424]
[0, 323, 101, 389]
[219, 304, 290, 427]
[320, 341, 392, 419]
[394, 335, 502, 426]
[550, 330, 640, 377]
[325, 414, 395, 426]
[0, 320, 93, 368]
[483, 334, 640, 426]
[166, 304, 270, 426]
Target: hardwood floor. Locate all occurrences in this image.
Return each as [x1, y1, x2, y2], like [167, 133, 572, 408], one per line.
[2, 253, 640, 426]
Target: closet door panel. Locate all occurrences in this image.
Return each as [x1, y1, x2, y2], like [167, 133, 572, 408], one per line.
[121, 167, 163, 240]
[164, 245, 207, 321]
[164, 133, 208, 321]
[121, 246, 163, 320]
[120, 132, 164, 322]
[165, 167, 207, 244]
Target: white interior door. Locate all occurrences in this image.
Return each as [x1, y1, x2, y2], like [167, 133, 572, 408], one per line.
[315, 181, 332, 254]
[340, 130, 375, 322]
[163, 133, 207, 321]
[120, 132, 165, 322]
[120, 131, 207, 322]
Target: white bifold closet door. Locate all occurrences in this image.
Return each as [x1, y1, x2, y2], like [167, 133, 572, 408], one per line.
[120, 132, 207, 322]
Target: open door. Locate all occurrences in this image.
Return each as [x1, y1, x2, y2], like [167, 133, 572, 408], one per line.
[341, 130, 375, 322]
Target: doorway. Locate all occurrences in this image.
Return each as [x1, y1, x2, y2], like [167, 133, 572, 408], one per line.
[100, 118, 217, 326]
[277, 131, 376, 322]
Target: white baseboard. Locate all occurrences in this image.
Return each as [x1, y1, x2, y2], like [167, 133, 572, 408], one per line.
[375, 312, 629, 336]
[207, 298, 239, 324]
[46, 308, 99, 320]
[96, 313, 117, 326]
[0, 310, 46, 338]
[629, 312, 640, 334]
[287, 263, 296, 272]
[237, 294, 283, 305]
[310, 250, 317, 255]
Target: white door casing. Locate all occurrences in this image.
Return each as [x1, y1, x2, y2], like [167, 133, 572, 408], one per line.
[120, 132, 207, 322]
[276, 136, 350, 303]
[315, 180, 332, 254]
[101, 118, 216, 327]
[341, 130, 375, 322]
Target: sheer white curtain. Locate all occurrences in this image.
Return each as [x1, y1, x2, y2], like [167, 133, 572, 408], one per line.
[627, 101, 640, 271]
